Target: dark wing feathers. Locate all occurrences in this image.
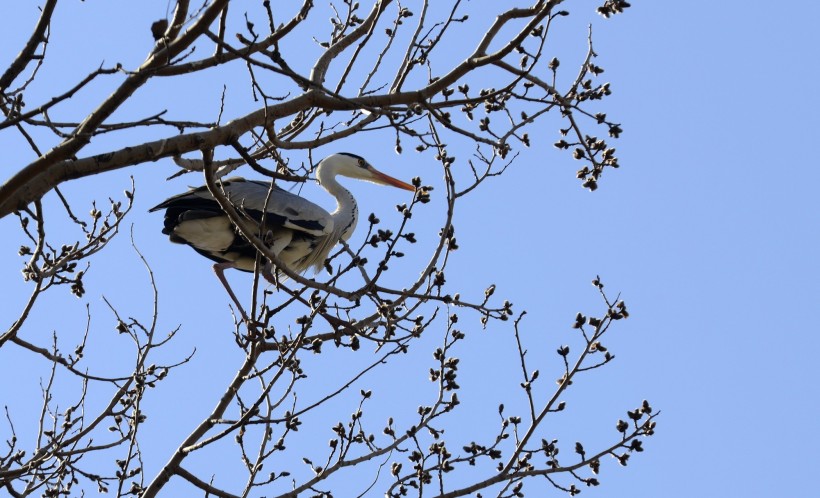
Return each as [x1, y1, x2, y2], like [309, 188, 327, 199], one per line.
[149, 178, 334, 237]
[287, 218, 326, 233]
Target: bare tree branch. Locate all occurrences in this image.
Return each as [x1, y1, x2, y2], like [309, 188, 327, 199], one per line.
[1, 2, 645, 496]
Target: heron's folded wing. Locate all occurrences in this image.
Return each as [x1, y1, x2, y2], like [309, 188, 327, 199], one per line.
[150, 178, 335, 237]
[224, 179, 334, 237]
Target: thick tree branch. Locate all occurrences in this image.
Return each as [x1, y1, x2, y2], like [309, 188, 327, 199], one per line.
[0, 0, 58, 92]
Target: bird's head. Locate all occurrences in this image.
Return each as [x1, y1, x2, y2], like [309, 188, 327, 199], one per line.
[318, 153, 416, 191]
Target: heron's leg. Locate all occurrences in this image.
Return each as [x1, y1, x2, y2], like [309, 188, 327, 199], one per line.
[259, 229, 292, 286]
[261, 260, 278, 286]
[213, 262, 252, 323]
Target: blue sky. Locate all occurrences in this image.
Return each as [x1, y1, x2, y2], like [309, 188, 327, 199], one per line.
[1, 1, 818, 497]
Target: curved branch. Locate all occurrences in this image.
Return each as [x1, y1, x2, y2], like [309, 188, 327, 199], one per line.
[0, 0, 58, 92]
[0, 0, 230, 217]
[309, 0, 393, 85]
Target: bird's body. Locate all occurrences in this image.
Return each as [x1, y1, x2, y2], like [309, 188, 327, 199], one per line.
[150, 153, 415, 280]
[151, 177, 335, 275]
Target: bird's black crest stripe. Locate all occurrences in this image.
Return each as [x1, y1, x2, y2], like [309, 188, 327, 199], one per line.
[338, 152, 365, 162]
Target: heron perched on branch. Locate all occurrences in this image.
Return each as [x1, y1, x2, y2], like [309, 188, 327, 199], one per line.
[150, 152, 415, 316]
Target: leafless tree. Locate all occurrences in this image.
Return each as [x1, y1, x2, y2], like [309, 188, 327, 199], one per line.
[0, 1, 654, 497]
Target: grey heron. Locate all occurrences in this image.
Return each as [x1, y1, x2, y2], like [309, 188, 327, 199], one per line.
[150, 152, 415, 317]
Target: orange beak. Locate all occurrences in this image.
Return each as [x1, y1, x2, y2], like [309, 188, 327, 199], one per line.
[372, 169, 416, 191]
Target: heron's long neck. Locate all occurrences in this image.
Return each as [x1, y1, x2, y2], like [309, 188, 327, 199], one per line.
[317, 169, 358, 241]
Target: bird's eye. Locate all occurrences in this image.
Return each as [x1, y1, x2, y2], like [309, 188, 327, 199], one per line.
[358, 159, 366, 168]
